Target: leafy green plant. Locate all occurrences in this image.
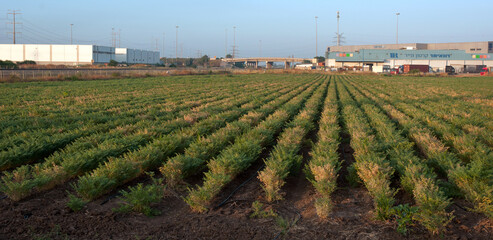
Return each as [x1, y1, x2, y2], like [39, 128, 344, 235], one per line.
[66, 193, 87, 212]
[390, 204, 418, 235]
[113, 173, 165, 216]
[250, 201, 277, 218]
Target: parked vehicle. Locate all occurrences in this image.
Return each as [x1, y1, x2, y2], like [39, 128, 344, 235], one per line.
[464, 65, 486, 73]
[446, 66, 456, 75]
[480, 67, 489, 76]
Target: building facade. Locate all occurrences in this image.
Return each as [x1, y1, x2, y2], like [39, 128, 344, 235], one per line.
[115, 48, 160, 64]
[325, 41, 493, 72]
[0, 44, 160, 65]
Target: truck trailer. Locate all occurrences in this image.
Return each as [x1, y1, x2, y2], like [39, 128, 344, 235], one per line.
[401, 64, 430, 73]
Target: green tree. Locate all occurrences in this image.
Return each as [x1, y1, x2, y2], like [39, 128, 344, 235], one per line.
[195, 55, 210, 67]
[108, 59, 118, 67]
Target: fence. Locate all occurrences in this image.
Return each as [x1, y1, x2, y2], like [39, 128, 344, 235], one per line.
[0, 68, 180, 82]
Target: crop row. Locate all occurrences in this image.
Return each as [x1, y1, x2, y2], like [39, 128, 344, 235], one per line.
[337, 78, 397, 220]
[0, 74, 291, 141]
[341, 79, 452, 233]
[0, 76, 244, 135]
[184, 77, 325, 212]
[306, 77, 341, 219]
[70, 76, 323, 202]
[345, 77, 492, 219]
[258, 77, 329, 202]
[0, 85, 265, 171]
[159, 77, 321, 187]
[1, 78, 304, 201]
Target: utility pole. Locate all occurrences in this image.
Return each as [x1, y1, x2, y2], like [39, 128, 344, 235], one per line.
[7, 10, 22, 44]
[232, 26, 236, 58]
[70, 24, 73, 44]
[111, 27, 115, 47]
[175, 26, 179, 60]
[315, 16, 319, 57]
[396, 13, 400, 44]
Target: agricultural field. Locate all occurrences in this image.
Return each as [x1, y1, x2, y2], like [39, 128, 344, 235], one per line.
[0, 74, 492, 239]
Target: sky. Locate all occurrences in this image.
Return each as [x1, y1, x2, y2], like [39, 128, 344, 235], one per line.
[0, 0, 492, 58]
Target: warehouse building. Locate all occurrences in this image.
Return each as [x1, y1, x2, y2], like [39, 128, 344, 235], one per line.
[115, 48, 160, 64]
[325, 41, 493, 72]
[0, 44, 160, 66]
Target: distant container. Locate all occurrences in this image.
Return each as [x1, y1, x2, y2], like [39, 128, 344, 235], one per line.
[402, 64, 429, 73]
[464, 65, 486, 73]
[372, 66, 384, 73]
[295, 64, 315, 70]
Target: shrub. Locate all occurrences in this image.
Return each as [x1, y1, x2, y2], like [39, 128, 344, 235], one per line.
[113, 173, 165, 216]
[67, 193, 87, 212]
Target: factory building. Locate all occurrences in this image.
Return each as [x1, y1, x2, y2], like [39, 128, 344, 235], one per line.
[0, 44, 160, 66]
[325, 41, 493, 72]
[115, 48, 160, 64]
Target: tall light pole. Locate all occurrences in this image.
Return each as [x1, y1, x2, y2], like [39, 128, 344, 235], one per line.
[70, 24, 73, 44]
[175, 26, 179, 60]
[315, 16, 318, 57]
[336, 11, 340, 46]
[259, 40, 262, 57]
[233, 26, 236, 58]
[396, 13, 400, 44]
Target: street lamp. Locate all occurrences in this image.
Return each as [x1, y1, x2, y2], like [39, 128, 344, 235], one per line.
[396, 13, 400, 44]
[70, 24, 73, 44]
[175, 26, 179, 60]
[315, 16, 318, 57]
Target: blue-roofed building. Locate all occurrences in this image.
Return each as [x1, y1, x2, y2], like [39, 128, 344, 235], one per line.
[325, 41, 493, 73]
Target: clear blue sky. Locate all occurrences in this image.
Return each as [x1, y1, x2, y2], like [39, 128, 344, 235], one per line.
[1, 0, 491, 58]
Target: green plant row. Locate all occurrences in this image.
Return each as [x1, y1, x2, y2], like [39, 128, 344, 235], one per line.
[306, 77, 341, 219]
[184, 77, 324, 213]
[0, 77, 230, 136]
[0, 84, 255, 171]
[1, 82, 289, 201]
[348, 78, 493, 219]
[342, 79, 453, 234]
[0, 89, 228, 152]
[0, 83, 268, 172]
[365, 77, 493, 150]
[416, 101, 493, 147]
[160, 77, 318, 187]
[71, 77, 317, 201]
[336, 78, 397, 220]
[258, 77, 329, 202]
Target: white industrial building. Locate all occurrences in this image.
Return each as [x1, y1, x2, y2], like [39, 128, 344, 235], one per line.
[115, 48, 160, 64]
[0, 44, 160, 66]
